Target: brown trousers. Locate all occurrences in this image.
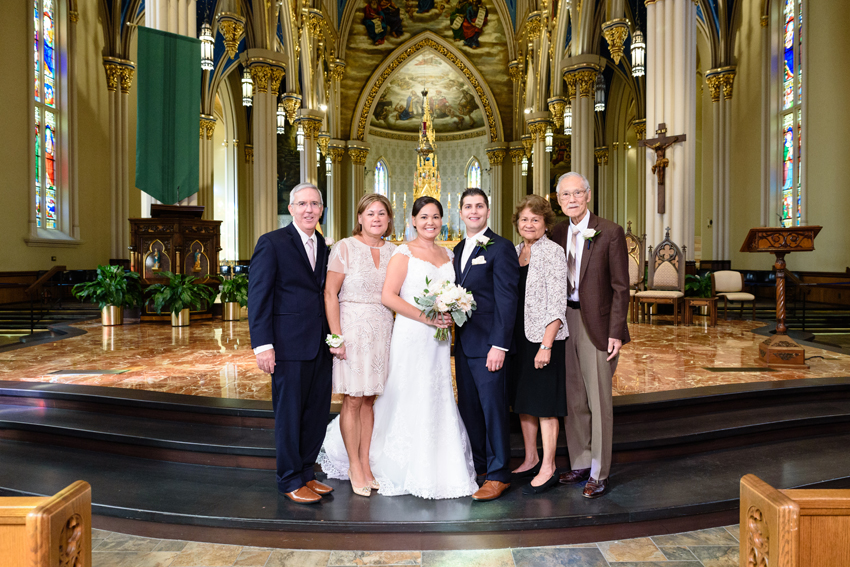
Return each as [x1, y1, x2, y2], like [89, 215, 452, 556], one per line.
[564, 306, 618, 481]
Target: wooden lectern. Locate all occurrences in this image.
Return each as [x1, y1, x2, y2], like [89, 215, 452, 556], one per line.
[740, 226, 821, 367]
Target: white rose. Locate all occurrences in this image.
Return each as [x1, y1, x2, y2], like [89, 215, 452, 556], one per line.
[582, 229, 598, 239]
[325, 237, 335, 247]
[474, 234, 491, 246]
[457, 296, 472, 313]
[435, 297, 448, 312]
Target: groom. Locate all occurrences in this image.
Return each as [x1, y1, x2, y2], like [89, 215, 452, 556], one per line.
[454, 188, 519, 501]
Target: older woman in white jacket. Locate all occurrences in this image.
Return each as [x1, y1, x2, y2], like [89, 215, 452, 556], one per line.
[508, 194, 569, 495]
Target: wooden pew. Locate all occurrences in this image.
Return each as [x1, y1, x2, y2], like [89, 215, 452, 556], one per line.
[0, 481, 91, 567]
[740, 474, 850, 567]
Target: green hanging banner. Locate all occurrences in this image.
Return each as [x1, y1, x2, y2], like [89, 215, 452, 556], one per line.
[135, 26, 201, 205]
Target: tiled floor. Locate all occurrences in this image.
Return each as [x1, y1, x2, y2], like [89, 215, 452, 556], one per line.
[2, 316, 848, 401]
[91, 526, 741, 566]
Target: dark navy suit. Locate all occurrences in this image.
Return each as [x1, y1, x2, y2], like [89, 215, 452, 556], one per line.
[453, 228, 519, 483]
[248, 223, 332, 493]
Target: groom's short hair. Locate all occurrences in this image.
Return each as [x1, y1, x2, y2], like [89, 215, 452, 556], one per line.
[460, 188, 489, 209]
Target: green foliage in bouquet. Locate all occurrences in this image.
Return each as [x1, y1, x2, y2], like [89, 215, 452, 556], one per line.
[219, 274, 249, 307]
[414, 277, 477, 341]
[72, 265, 144, 310]
[146, 271, 218, 315]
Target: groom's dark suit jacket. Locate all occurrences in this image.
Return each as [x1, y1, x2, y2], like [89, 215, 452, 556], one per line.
[453, 228, 519, 357]
[248, 222, 329, 360]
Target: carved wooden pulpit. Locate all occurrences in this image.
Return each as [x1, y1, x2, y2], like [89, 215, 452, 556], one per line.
[740, 226, 822, 367]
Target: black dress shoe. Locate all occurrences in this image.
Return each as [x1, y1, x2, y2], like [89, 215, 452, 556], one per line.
[511, 462, 542, 480]
[559, 468, 591, 485]
[582, 477, 609, 499]
[522, 472, 560, 495]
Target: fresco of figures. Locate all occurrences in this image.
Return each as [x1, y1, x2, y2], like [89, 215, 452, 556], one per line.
[341, 0, 513, 140]
[370, 53, 485, 132]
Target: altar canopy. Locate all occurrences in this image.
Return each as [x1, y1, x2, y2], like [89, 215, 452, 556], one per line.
[135, 27, 201, 205]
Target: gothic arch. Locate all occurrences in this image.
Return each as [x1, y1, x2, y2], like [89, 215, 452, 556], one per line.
[349, 32, 505, 142]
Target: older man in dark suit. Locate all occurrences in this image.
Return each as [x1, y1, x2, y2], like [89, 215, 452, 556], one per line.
[248, 183, 334, 505]
[551, 172, 630, 499]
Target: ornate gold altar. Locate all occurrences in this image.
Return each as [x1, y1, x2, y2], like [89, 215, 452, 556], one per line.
[128, 205, 222, 320]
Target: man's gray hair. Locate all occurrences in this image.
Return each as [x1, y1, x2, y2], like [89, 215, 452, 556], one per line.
[556, 172, 591, 193]
[290, 183, 324, 206]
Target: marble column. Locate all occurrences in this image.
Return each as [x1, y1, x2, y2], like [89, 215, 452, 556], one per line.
[347, 141, 370, 230]
[644, 0, 696, 254]
[249, 60, 286, 241]
[595, 146, 609, 218]
[509, 143, 526, 244]
[199, 115, 216, 220]
[244, 145, 255, 251]
[329, 60, 346, 138]
[563, 73, 579, 178]
[485, 143, 507, 234]
[526, 113, 550, 199]
[298, 110, 324, 185]
[327, 141, 347, 240]
[68, 10, 80, 240]
[706, 68, 736, 261]
[574, 69, 597, 187]
[633, 120, 647, 235]
[103, 58, 134, 260]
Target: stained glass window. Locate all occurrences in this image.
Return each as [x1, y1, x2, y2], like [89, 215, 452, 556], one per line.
[34, 0, 58, 229]
[466, 158, 481, 189]
[779, 0, 802, 227]
[375, 160, 388, 196]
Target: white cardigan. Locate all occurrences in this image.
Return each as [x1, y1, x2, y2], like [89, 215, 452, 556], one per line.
[515, 234, 569, 343]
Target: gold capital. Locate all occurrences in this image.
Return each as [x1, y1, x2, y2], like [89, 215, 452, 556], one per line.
[705, 74, 722, 103]
[509, 148, 526, 164]
[601, 20, 629, 65]
[270, 68, 285, 96]
[528, 121, 548, 142]
[300, 118, 322, 139]
[633, 119, 646, 141]
[250, 65, 272, 94]
[330, 60, 346, 82]
[329, 147, 346, 164]
[508, 60, 523, 82]
[200, 115, 216, 140]
[594, 147, 609, 166]
[245, 145, 254, 164]
[217, 14, 245, 60]
[486, 148, 506, 166]
[348, 148, 369, 165]
[575, 70, 596, 99]
[548, 99, 566, 129]
[563, 73, 577, 100]
[69, 10, 79, 22]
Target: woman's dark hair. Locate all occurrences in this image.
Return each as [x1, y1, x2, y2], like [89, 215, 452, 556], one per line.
[411, 196, 443, 217]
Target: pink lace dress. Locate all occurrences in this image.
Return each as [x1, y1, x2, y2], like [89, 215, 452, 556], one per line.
[328, 237, 396, 396]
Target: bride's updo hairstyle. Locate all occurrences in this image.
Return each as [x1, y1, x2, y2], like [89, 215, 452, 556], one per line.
[411, 196, 444, 218]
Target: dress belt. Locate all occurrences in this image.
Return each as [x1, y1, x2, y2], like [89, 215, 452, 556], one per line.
[567, 300, 581, 310]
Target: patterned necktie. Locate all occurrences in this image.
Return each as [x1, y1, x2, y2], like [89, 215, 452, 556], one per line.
[306, 238, 316, 270]
[567, 228, 578, 296]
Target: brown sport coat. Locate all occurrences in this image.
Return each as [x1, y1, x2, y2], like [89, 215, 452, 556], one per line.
[551, 212, 630, 352]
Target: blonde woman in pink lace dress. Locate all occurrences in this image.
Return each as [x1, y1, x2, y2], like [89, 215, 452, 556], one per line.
[319, 194, 396, 496]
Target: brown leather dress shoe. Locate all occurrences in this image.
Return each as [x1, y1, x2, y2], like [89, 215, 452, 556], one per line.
[582, 477, 609, 499]
[306, 480, 334, 495]
[472, 480, 510, 501]
[284, 486, 322, 505]
[559, 468, 591, 485]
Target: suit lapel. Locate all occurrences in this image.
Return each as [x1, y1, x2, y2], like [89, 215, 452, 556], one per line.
[314, 236, 326, 286]
[579, 213, 599, 287]
[454, 239, 465, 280]
[460, 228, 492, 287]
[287, 223, 317, 284]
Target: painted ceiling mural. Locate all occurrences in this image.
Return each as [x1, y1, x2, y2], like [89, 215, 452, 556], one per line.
[370, 52, 486, 133]
[341, 0, 513, 140]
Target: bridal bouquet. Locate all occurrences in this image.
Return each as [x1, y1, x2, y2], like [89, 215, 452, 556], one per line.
[414, 277, 477, 341]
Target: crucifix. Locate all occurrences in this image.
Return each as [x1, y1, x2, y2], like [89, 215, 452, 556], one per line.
[639, 123, 686, 214]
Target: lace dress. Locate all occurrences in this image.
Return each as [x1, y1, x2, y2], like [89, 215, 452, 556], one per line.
[318, 245, 479, 499]
[327, 238, 396, 396]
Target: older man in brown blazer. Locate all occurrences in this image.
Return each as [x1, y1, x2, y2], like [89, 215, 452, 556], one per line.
[551, 172, 630, 499]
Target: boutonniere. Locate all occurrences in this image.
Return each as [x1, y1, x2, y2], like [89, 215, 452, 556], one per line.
[473, 233, 494, 251]
[583, 229, 601, 249]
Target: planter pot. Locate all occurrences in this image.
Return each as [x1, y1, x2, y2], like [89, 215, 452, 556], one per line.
[102, 306, 124, 326]
[223, 302, 241, 321]
[698, 305, 710, 316]
[171, 308, 191, 327]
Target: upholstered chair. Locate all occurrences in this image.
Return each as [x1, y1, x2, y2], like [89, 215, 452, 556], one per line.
[635, 228, 686, 325]
[712, 270, 757, 320]
[625, 221, 646, 323]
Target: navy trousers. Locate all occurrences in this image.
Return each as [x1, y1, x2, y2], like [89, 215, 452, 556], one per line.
[272, 354, 333, 493]
[455, 348, 511, 483]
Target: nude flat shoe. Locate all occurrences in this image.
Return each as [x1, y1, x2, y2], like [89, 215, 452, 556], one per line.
[348, 469, 371, 497]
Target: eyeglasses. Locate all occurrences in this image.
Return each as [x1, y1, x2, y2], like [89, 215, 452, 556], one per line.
[293, 201, 323, 209]
[559, 190, 589, 200]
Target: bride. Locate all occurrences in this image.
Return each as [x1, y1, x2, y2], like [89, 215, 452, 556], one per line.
[319, 196, 479, 499]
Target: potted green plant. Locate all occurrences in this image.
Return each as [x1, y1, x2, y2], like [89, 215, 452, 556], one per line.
[72, 265, 144, 326]
[146, 271, 218, 326]
[219, 273, 248, 321]
[685, 273, 712, 298]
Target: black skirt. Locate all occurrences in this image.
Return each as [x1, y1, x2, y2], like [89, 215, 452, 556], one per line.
[508, 264, 568, 418]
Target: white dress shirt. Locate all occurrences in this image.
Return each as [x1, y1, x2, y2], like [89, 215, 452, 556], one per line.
[567, 211, 590, 303]
[461, 228, 488, 272]
[253, 223, 318, 356]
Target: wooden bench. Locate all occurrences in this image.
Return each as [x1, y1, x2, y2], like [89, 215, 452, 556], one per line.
[0, 481, 91, 567]
[740, 474, 850, 567]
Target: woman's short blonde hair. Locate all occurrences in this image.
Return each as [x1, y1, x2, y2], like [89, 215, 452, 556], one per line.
[352, 193, 395, 238]
[512, 194, 556, 233]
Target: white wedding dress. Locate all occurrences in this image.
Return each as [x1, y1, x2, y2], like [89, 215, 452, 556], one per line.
[318, 245, 478, 499]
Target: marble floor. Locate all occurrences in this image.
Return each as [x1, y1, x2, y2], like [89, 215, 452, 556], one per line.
[90, 526, 741, 567]
[2, 314, 849, 400]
